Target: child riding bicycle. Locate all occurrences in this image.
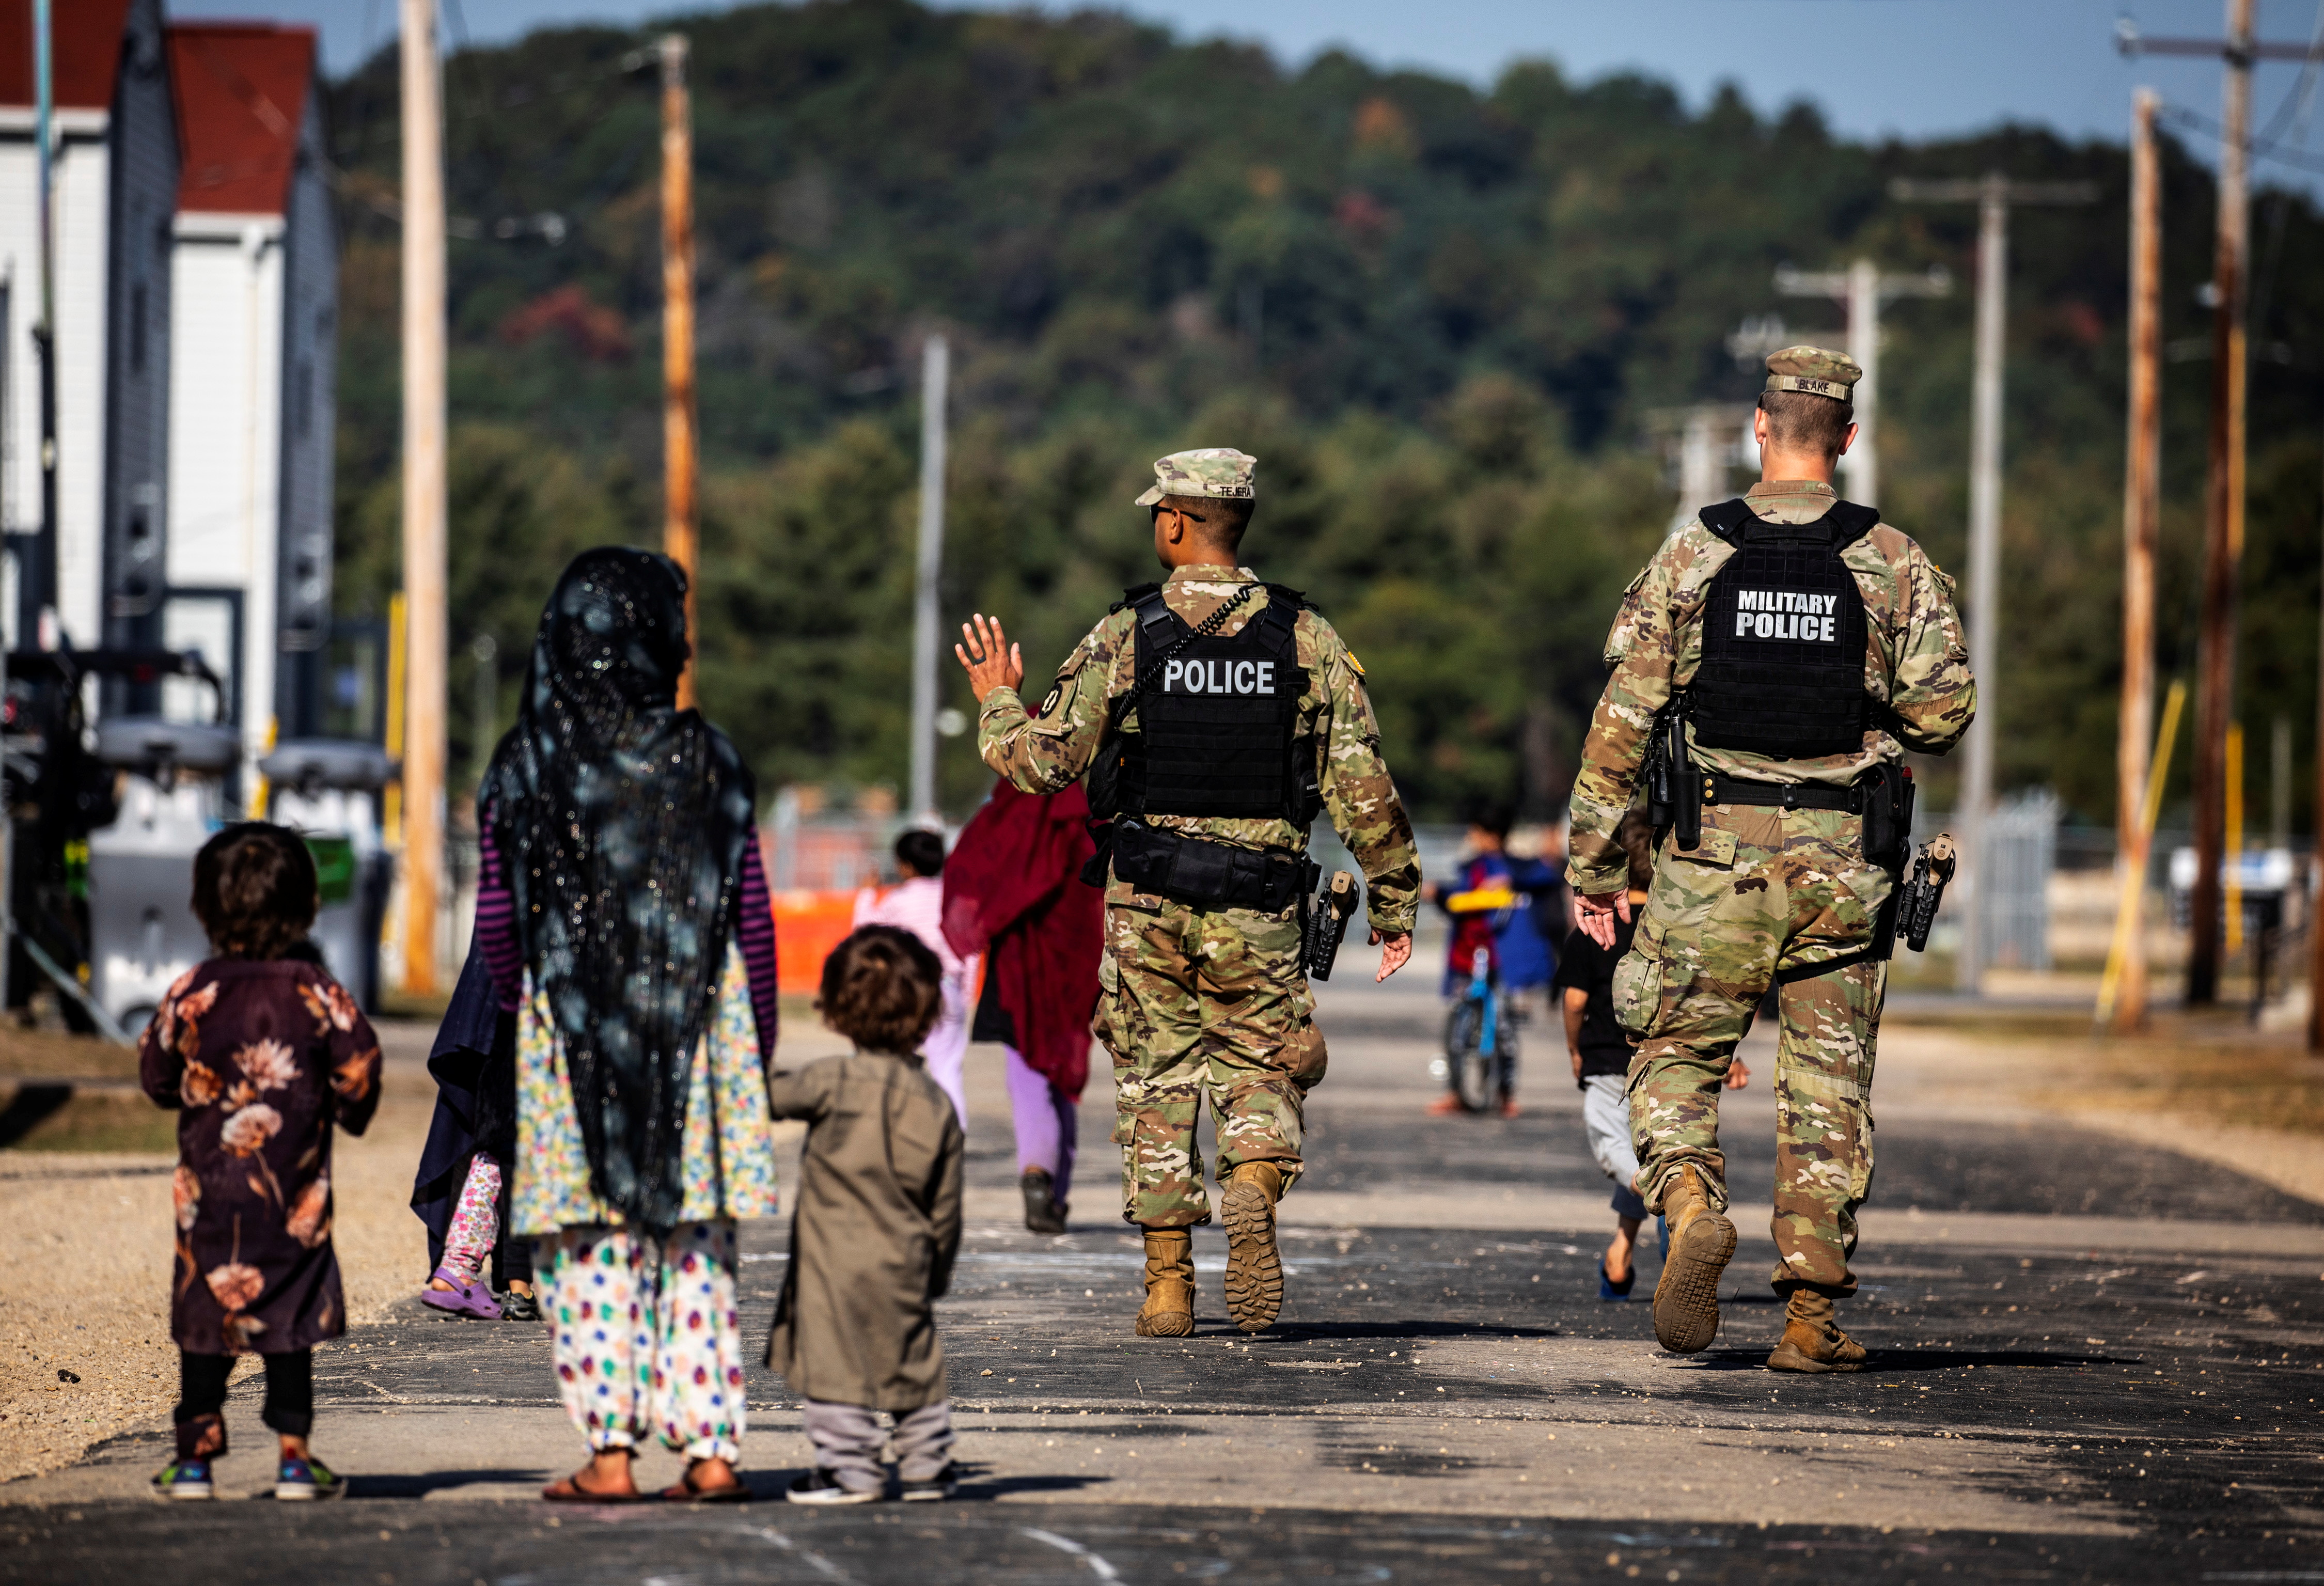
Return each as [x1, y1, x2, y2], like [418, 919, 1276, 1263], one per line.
[1420, 803, 1563, 1118]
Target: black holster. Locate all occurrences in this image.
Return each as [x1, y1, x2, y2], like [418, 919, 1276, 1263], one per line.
[1647, 691, 1701, 850]
[1863, 761, 1915, 960]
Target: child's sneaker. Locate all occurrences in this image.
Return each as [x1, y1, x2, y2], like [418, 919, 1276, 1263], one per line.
[899, 1463, 958, 1501]
[785, 1468, 880, 1505]
[275, 1457, 348, 1500]
[151, 1459, 214, 1501]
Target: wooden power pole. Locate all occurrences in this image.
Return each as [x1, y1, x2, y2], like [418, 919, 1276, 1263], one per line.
[2311, 442, 2324, 1051]
[2189, 0, 2257, 1006]
[660, 33, 698, 708]
[399, 0, 448, 997]
[1893, 172, 2096, 994]
[2114, 88, 2165, 1034]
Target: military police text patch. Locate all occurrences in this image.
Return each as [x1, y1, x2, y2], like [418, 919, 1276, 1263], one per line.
[1732, 589, 1841, 643]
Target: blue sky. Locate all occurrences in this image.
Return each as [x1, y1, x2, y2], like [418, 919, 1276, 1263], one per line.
[173, 0, 2324, 197]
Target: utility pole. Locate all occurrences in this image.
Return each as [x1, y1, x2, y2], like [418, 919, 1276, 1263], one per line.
[2192, 0, 2255, 1007]
[2312, 441, 2324, 1051]
[659, 33, 698, 708]
[2115, 89, 2164, 1034]
[1892, 173, 2097, 994]
[2118, 1, 2316, 1005]
[399, 0, 448, 998]
[24, 0, 55, 649]
[907, 335, 949, 825]
[1773, 258, 1950, 508]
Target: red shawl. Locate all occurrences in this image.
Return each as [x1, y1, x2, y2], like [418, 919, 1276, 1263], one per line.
[941, 780, 1103, 1100]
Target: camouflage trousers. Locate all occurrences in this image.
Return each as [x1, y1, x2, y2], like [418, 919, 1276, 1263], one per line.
[1613, 802, 1891, 1298]
[1095, 897, 1327, 1229]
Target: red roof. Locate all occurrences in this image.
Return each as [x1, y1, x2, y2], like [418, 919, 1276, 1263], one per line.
[169, 22, 313, 215]
[0, 0, 137, 111]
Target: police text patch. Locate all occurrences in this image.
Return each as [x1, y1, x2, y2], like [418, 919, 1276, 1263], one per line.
[1161, 657, 1278, 695]
[1733, 589, 1839, 642]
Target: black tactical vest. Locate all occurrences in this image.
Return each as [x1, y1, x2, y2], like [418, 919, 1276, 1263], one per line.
[1117, 582, 1310, 820]
[1688, 498, 1880, 760]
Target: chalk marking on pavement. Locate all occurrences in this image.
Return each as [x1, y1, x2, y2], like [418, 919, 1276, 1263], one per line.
[742, 1524, 857, 1582]
[1021, 1527, 1123, 1582]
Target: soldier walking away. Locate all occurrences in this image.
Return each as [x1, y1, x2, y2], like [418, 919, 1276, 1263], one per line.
[1567, 349, 1974, 1372]
[955, 448, 1421, 1336]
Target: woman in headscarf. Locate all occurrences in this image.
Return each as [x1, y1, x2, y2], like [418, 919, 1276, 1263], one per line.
[475, 548, 780, 1503]
[940, 780, 1102, 1234]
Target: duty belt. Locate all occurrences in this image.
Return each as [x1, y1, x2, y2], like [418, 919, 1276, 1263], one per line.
[1703, 768, 1868, 814]
[1108, 817, 1310, 913]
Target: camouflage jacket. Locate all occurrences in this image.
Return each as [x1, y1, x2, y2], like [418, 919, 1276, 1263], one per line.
[1565, 479, 1976, 896]
[976, 564, 1421, 933]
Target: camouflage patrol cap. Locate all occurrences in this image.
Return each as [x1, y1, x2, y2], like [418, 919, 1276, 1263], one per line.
[1764, 345, 1863, 402]
[1133, 448, 1258, 507]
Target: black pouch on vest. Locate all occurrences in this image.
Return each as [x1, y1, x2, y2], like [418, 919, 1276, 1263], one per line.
[1110, 818, 1307, 913]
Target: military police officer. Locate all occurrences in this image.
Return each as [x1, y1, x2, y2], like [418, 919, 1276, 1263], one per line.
[1567, 349, 1975, 1371]
[956, 448, 1421, 1337]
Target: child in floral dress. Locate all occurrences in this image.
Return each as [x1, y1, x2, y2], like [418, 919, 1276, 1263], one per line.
[139, 823, 382, 1500]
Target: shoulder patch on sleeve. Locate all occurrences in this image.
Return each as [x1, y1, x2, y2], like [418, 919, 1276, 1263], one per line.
[1038, 684, 1062, 716]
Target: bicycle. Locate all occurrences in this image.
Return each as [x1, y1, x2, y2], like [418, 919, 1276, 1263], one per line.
[1439, 945, 1521, 1113]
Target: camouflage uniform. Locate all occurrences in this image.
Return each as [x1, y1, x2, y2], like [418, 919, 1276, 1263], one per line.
[979, 453, 1421, 1230]
[1567, 459, 1975, 1298]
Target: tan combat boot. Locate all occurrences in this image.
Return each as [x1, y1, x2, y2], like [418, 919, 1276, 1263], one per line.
[1135, 1228, 1195, 1338]
[1220, 1161, 1286, 1333]
[1765, 1289, 1868, 1373]
[1651, 1164, 1737, 1355]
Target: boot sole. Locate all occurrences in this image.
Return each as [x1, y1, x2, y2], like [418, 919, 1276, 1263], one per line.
[1652, 1209, 1737, 1354]
[1765, 1339, 1866, 1374]
[1221, 1181, 1284, 1333]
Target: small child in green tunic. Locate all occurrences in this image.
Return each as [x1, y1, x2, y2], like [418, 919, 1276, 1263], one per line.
[767, 926, 966, 1503]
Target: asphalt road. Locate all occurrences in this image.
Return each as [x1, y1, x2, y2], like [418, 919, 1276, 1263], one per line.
[6, 958, 2321, 1584]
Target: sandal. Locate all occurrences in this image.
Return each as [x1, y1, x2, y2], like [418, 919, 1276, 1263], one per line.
[421, 1267, 503, 1321]
[543, 1470, 647, 1504]
[661, 1463, 751, 1504]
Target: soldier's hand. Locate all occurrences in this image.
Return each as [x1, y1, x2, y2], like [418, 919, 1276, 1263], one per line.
[1725, 1057, 1752, 1091]
[1370, 930, 1412, 982]
[954, 613, 1025, 703]
[1576, 890, 1631, 949]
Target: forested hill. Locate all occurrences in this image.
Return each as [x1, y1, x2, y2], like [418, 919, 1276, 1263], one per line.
[322, 0, 2324, 825]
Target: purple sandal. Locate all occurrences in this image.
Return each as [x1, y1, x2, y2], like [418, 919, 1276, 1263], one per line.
[420, 1267, 504, 1320]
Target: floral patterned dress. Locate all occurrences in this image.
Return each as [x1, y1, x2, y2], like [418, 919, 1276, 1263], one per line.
[138, 959, 383, 1355]
[510, 941, 777, 1236]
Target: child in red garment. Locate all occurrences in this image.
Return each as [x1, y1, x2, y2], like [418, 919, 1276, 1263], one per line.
[140, 823, 382, 1501]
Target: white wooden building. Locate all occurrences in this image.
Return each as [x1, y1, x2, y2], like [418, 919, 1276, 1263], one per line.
[164, 21, 335, 760]
[0, 0, 178, 659]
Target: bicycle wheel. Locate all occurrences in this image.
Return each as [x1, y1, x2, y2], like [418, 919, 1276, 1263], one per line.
[1491, 997, 1520, 1097]
[1443, 998, 1495, 1113]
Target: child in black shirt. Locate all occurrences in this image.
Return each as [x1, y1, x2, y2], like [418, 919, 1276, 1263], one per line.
[1555, 811, 1748, 1299]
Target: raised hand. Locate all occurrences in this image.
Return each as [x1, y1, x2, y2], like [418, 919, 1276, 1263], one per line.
[954, 613, 1025, 703]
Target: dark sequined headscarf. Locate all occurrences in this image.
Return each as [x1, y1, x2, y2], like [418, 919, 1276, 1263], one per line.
[481, 547, 756, 1235]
